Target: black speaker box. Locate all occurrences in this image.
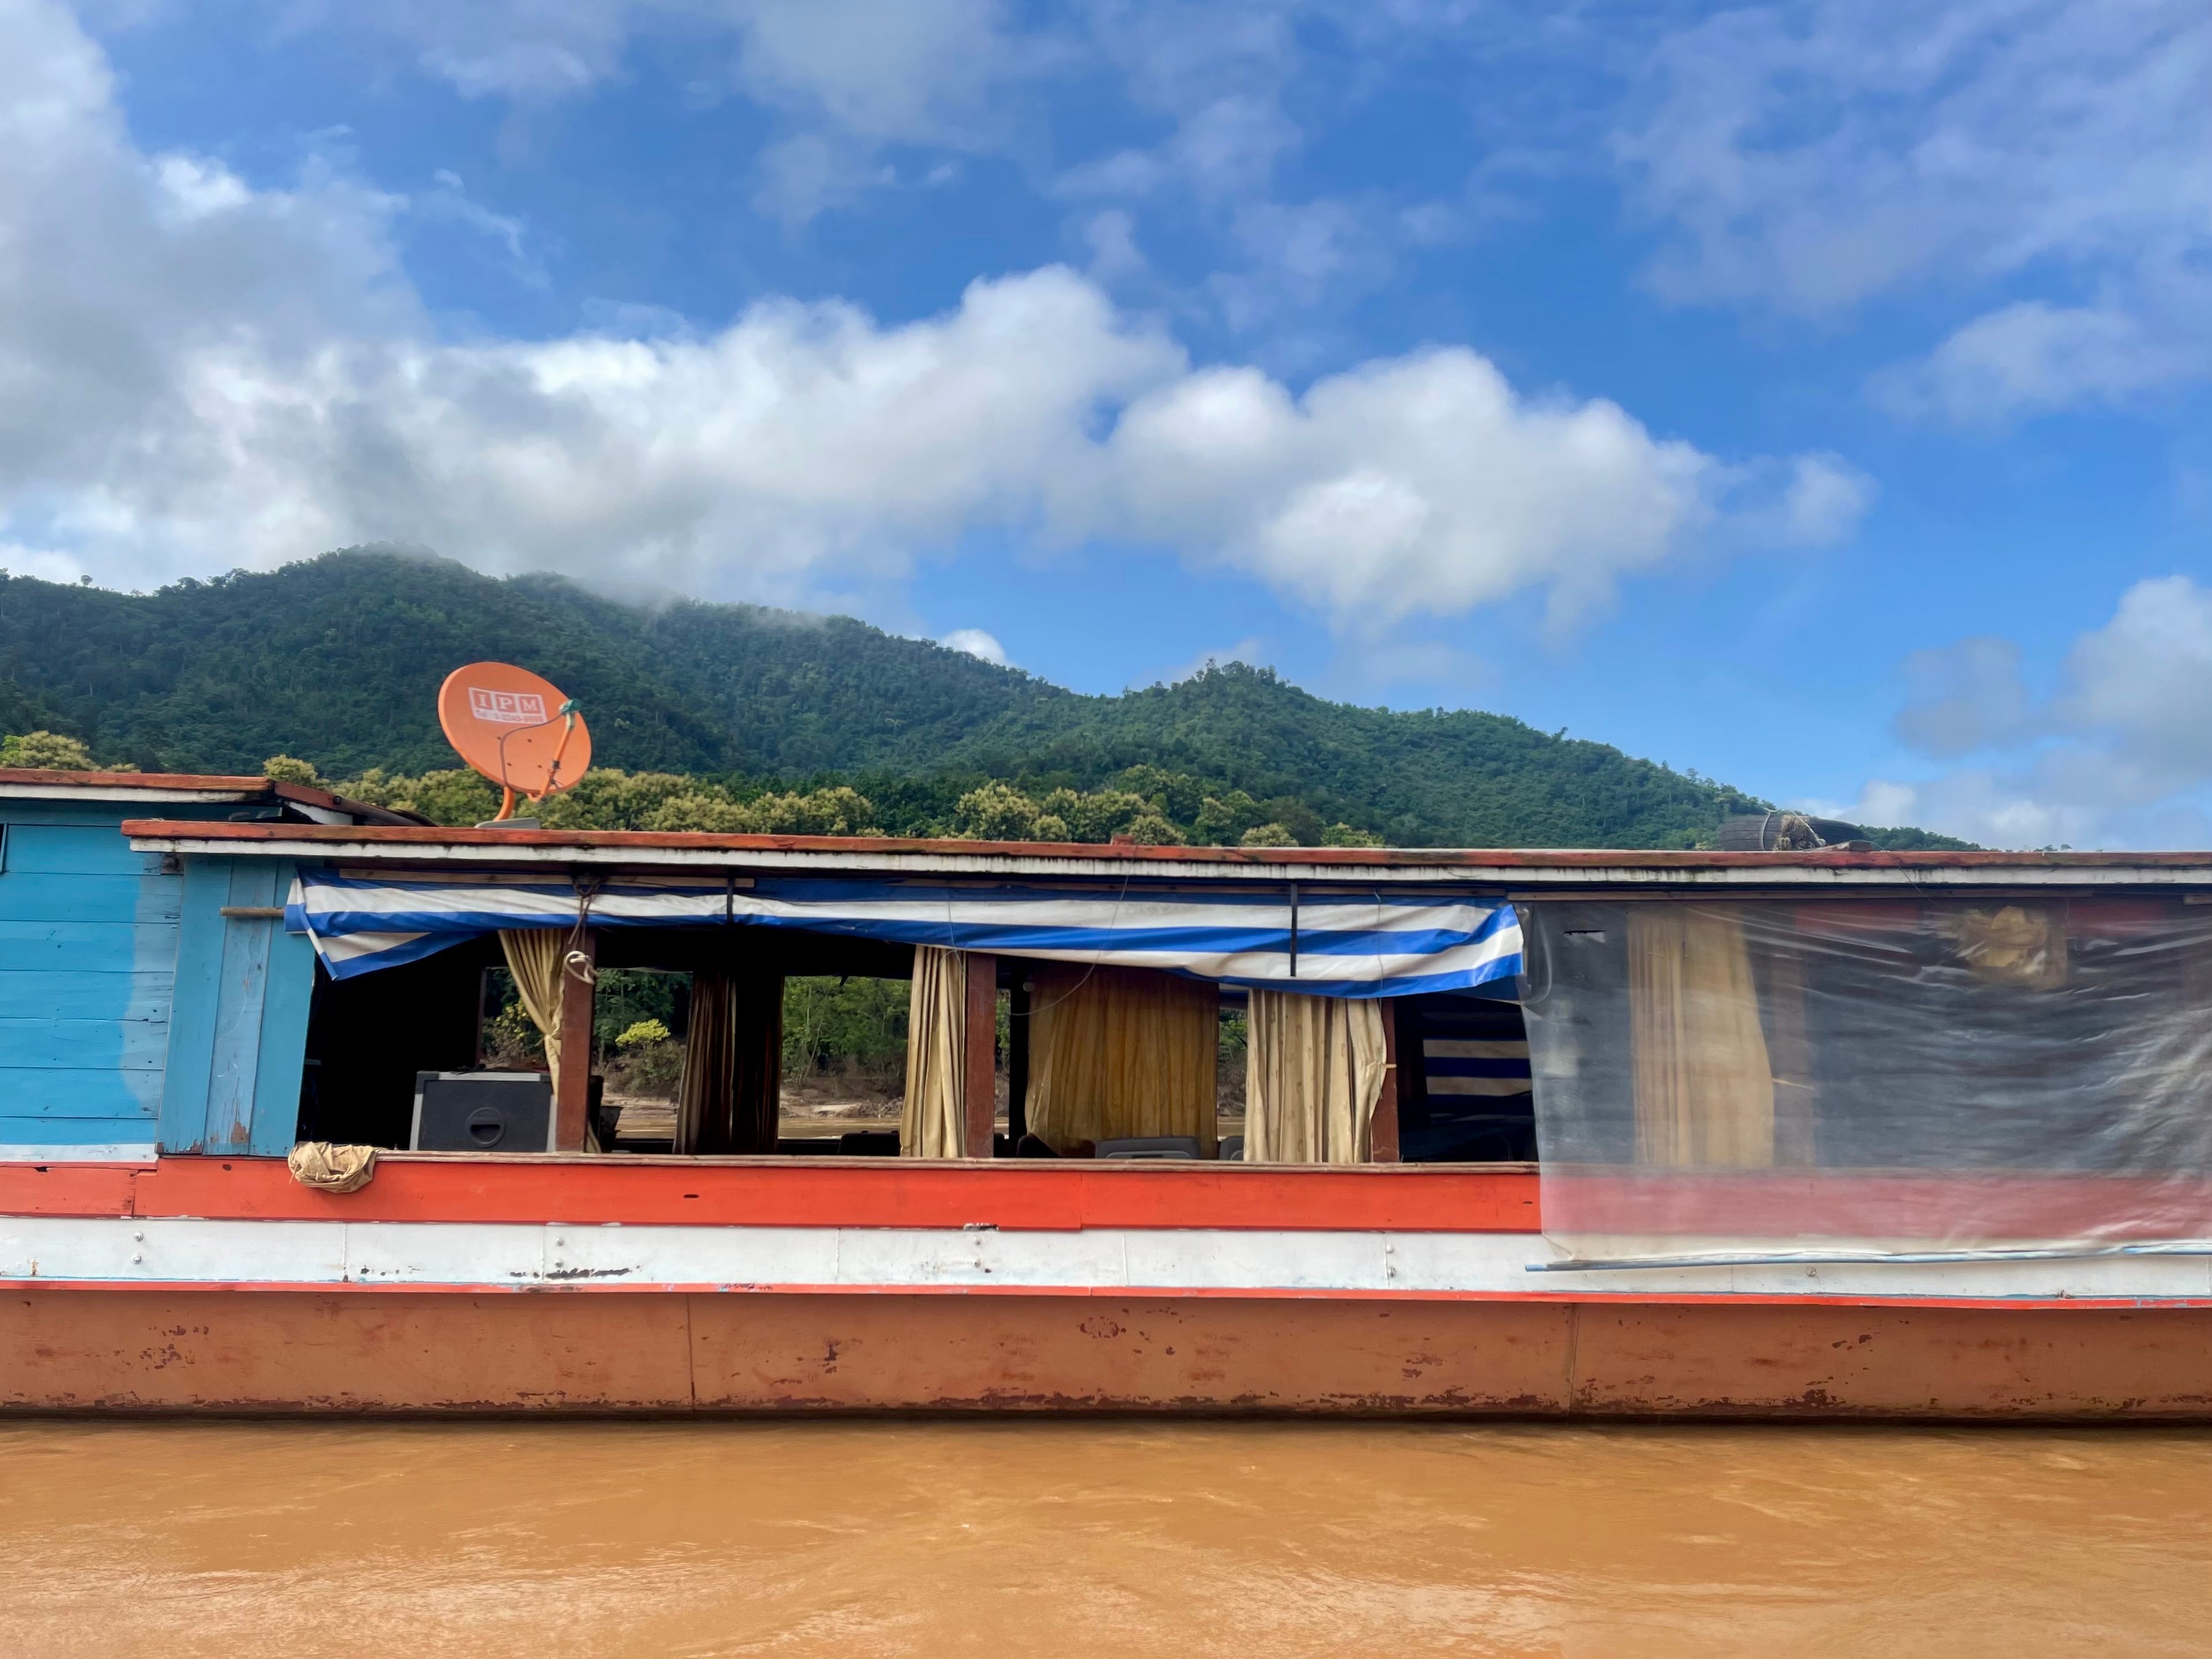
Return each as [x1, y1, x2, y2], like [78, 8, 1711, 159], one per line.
[411, 1071, 556, 1153]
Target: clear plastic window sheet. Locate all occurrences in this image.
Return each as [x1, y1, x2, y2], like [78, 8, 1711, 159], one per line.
[1519, 898, 2212, 1264]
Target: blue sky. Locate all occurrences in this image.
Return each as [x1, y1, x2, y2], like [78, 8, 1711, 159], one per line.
[5, 1, 2211, 846]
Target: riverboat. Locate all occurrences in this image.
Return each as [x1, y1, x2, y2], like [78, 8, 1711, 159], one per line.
[3, 766, 2209, 1418]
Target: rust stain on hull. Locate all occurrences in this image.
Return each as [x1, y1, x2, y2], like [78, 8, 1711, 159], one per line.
[5, 1290, 2211, 1419]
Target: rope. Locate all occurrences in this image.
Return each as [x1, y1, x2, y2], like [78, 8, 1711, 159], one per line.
[565, 876, 601, 985]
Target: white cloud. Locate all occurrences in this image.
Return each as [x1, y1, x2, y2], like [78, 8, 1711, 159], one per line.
[290, 1, 1045, 196]
[239, 1, 2212, 415]
[1774, 453, 1875, 546]
[1843, 575, 2212, 847]
[278, 0, 1447, 316]
[342, 0, 639, 99]
[1891, 636, 2033, 759]
[1072, 6, 1304, 202]
[940, 627, 1007, 665]
[0, 0, 1861, 633]
[416, 169, 543, 285]
[1103, 350, 1854, 629]
[2052, 576, 2212, 778]
[254, 1, 1045, 227]
[721, 0, 1033, 145]
[1881, 297, 2206, 424]
[1621, 0, 2212, 419]
[1155, 637, 1270, 687]
[749, 132, 890, 227]
[1820, 769, 2109, 851]
[1077, 208, 1146, 282]
[0, 539, 87, 585]
[1209, 197, 1396, 331]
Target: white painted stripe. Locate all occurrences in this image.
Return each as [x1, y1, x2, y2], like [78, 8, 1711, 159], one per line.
[1424, 1040, 1528, 1059]
[136, 834, 1491, 881]
[1426, 1078, 1534, 1097]
[5, 785, 256, 804]
[0, 1145, 158, 1163]
[2, 1217, 2208, 1304]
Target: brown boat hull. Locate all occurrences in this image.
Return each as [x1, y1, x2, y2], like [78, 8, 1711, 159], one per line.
[9, 1287, 2212, 1419]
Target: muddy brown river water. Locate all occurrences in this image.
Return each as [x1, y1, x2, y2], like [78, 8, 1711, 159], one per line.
[2, 1420, 2206, 1658]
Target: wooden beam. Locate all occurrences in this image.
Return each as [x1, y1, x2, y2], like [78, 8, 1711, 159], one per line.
[554, 929, 597, 1152]
[962, 952, 998, 1159]
[1370, 1000, 1401, 1163]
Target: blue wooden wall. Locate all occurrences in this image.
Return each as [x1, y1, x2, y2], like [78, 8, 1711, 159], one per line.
[158, 855, 317, 1155]
[0, 800, 314, 1159]
[0, 802, 179, 1156]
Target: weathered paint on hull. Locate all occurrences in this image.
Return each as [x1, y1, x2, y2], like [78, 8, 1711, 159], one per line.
[8, 1289, 2212, 1419]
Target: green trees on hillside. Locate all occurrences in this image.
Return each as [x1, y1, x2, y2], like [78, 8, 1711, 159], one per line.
[0, 731, 95, 769]
[308, 759, 1386, 846]
[0, 549, 1977, 850]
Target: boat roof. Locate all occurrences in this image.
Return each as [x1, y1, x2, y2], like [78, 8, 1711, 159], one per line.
[1, 767, 427, 825]
[114, 817, 2212, 890]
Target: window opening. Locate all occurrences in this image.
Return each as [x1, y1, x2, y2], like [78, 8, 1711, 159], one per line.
[1396, 989, 1534, 1163]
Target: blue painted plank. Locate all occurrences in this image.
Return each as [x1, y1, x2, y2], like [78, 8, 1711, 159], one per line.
[250, 859, 313, 1155]
[0, 970, 171, 1022]
[0, 873, 180, 924]
[0, 1067, 162, 1117]
[0, 1019, 168, 1068]
[0, 1114, 159, 1153]
[157, 859, 231, 1153]
[205, 862, 279, 1150]
[0, 921, 179, 973]
[0, 825, 171, 877]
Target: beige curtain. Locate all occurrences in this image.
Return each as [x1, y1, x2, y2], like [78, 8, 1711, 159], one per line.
[1628, 906, 1775, 1168]
[901, 945, 968, 1158]
[677, 969, 785, 1155]
[1028, 964, 1218, 1155]
[1246, 989, 1385, 1163]
[500, 928, 600, 1153]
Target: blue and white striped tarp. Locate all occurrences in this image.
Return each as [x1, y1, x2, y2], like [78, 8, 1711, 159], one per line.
[285, 870, 1523, 999]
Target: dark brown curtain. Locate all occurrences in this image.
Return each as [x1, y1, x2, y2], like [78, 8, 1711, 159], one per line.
[676, 968, 784, 1155]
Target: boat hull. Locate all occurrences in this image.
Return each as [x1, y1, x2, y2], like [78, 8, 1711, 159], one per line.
[8, 1286, 2212, 1418]
[8, 1158, 2210, 1419]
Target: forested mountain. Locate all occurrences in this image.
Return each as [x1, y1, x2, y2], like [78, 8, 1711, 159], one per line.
[0, 548, 1966, 849]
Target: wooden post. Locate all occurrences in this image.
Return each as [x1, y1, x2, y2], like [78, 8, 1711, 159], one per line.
[1370, 1000, 1402, 1163]
[555, 929, 597, 1152]
[1006, 974, 1031, 1145]
[963, 952, 998, 1158]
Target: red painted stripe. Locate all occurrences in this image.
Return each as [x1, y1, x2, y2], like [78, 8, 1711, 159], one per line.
[60, 1155, 1546, 1232]
[1545, 1172, 2212, 1240]
[2, 1277, 2203, 1311]
[23, 1161, 2212, 1248]
[5, 768, 269, 790]
[0, 1165, 138, 1217]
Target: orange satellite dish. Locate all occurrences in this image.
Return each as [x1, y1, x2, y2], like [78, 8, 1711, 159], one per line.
[438, 662, 591, 821]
